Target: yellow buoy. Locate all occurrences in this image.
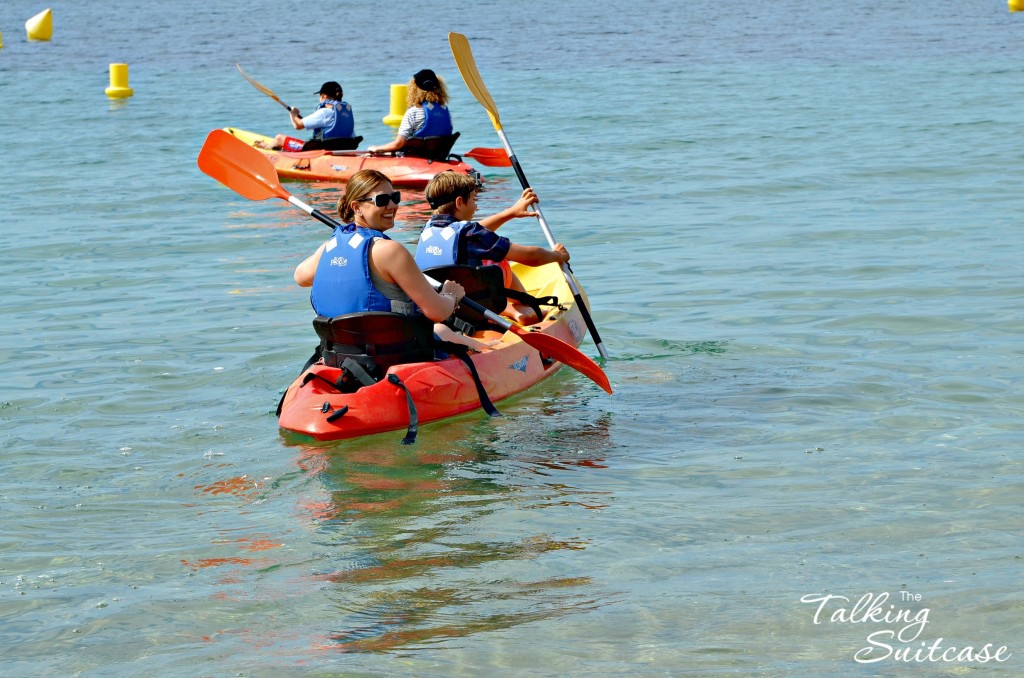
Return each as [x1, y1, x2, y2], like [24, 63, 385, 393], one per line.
[25, 8, 53, 41]
[105, 63, 134, 98]
[1011, 0, 1024, 12]
[382, 83, 408, 127]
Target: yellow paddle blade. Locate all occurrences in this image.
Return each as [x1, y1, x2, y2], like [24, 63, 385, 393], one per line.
[236, 63, 291, 110]
[448, 32, 503, 131]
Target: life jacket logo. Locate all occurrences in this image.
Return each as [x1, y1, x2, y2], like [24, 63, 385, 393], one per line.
[425, 245, 443, 256]
[509, 355, 529, 373]
[330, 256, 348, 267]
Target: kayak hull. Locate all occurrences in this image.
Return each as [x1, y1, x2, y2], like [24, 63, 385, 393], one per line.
[223, 128, 480, 189]
[278, 263, 590, 441]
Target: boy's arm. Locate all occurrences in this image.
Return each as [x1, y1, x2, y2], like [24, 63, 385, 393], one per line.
[479, 188, 539, 231]
[505, 242, 570, 267]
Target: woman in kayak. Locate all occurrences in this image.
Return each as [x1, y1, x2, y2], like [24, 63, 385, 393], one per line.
[367, 69, 453, 154]
[416, 170, 569, 325]
[294, 169, 465, 324]
[294, 170, 497, 352]
[261, 80, 360, 151]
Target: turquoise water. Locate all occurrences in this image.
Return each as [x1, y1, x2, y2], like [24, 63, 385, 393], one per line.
[2, 1, 1022, 675]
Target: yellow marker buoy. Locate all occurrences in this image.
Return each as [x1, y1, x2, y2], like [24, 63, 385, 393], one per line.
[1011, 0, 1024, 12]
[382, 83, 408, 127]
[25, 8, 53, 41]
[105, 63, 134, 98]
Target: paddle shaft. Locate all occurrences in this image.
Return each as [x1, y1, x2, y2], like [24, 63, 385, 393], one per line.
[449, 32, 609, 359]
[286, 196, 337, 230]
[275, 146, 510, 167]
[237, 64, 294, 112]
[495, 130, 610, 359]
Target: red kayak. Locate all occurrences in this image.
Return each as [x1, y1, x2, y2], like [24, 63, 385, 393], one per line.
[223, 127, 481, 189]
[278, 263, 593, 441]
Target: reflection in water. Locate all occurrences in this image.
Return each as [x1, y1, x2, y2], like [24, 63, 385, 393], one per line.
[187, 473, 285, 578]
[289, 410, 615, 653]
[184, 378, 616, 655]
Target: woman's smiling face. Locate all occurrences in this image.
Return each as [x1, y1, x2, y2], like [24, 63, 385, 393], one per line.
[352, 181, 400, 231]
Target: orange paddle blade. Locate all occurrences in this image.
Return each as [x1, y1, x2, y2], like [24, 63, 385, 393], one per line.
[507, 324, 612, 394]
[462, 147, 511, 167]
[197, 129, 288, 202]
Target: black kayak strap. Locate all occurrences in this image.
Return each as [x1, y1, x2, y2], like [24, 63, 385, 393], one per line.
[277, 340, 499, 443]
[435, 341, 500, 418]
[341, 357, 376, 387]
[277, 346, 324, 416]
[503, 289, 560, 323]
[387, 374, 419, 444]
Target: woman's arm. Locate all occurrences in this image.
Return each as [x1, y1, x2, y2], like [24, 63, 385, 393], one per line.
[370, 239, 464, 321]
[367, 135, 407, 153]
[294, 241, 327, 286]
[368, 107, 419, 153]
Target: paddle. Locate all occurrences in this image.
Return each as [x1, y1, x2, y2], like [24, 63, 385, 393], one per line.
[197, 129, 612, 394]
[462, 147, 512, 167]
[236, 64, 293, 112]
[272, 145, 512, 167]
[448, 32, 610, 360]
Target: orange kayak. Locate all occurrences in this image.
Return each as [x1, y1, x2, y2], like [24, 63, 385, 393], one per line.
[278, 263, 590, 442]
[223, 128, 481, 189]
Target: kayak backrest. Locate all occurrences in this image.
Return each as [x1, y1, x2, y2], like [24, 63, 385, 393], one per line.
[401, 132, 461, 160]
[422, 264, 506, 330]
[302, 135, 363, 152]
[312, 312, 435, 378]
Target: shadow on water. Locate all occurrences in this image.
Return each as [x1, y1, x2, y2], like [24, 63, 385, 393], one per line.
[281, 405, 617, 654]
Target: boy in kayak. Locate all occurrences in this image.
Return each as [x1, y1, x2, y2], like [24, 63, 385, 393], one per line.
[416, 171, 569, 325]
[260, 81, 360, 151]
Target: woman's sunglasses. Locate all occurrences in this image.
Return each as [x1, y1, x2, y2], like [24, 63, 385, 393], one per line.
[358, 191, 401, 207]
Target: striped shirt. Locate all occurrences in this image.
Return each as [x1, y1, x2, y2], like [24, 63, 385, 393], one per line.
[397, 106, 426, 140]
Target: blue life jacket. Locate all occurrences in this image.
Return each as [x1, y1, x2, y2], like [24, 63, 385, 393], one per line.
[310, 225, 400, 317]
[415, 216, 474, 269]
[414, 102, 453, 138]
[313, 99, 356, 141]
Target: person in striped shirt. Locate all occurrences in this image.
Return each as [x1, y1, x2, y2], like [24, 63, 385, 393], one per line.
[368, 69, 454, 154]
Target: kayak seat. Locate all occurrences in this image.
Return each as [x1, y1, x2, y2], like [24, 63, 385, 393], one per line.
[312, 312, 435, 387]
[308, 311, 499, 443]
[422, 264, 506, 334]
[401, 132, 461, 161]
[302, 136, 363, 151]
[424, 264, 561, 331]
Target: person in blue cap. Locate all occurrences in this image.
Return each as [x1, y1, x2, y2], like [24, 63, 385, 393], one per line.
[262, 80, 359, 151]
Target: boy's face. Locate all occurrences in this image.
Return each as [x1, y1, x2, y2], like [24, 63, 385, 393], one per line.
[453, 190, 478, 221]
